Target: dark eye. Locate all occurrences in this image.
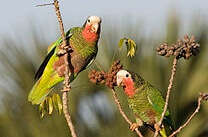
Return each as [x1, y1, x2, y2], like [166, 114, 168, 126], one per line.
[87, 19, 90, 23]
[126, 74, 129, 77]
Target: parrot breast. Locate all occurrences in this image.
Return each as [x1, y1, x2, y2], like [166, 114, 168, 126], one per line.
[53, 56, 66, 77]
[123, 78, 136, 97]
[82, 25, 98, 42]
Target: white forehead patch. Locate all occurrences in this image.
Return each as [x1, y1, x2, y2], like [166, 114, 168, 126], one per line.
[116, 70, 131, 77]
[88, 16, 101, 23]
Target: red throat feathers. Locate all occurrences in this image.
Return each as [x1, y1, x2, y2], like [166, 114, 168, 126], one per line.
[123, 78, 136, 97]
[82, 25, 98, 43]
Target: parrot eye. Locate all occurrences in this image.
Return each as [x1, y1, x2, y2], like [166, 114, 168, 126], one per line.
[126, 74, 129, 77]
[87, 19, 90, 23]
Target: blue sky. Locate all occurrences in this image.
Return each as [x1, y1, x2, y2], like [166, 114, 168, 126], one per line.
[0, 0, 207, 39]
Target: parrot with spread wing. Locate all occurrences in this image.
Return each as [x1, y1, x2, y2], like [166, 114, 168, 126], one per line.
[116, 70, 175, 137]
[28, 16, 101, 105]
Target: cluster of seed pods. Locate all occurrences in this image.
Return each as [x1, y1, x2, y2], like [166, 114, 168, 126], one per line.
[88, 60, 123, 88]
[157, 35, 200, 59]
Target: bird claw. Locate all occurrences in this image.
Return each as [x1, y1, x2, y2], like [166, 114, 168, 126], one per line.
[56, 47, 72, 56]
[61, 83, 71, 92]
[56, 49, 67, 56]
[130, 123, 140, 131]
[154, 123, 161, 131]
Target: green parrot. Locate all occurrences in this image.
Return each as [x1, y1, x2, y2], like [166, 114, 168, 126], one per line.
[116, 70, 175, 137]
[28, 16, 102, 105]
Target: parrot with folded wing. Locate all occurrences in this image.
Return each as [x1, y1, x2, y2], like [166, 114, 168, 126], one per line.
[28, 16, 101, 105]
[116, 70, 175, 137]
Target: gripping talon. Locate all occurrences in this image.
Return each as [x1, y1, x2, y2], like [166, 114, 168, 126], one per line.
[154, 123, 161, 131]
[56, 49, 67, 56]
[130, 123, 140, 131]
[56, 46, 72, 56]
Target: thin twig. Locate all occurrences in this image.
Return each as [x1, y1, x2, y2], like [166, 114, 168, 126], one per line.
[35, 3, 54, 7]
[111, 89, 144, 137]
[169, 93, 208, 137]
[53, 1, 77, 137]
[153, 58, 178, 137]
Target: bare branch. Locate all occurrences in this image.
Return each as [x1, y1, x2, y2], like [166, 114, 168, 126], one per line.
[62, 92, 77, 137]
[169, 93, 208, 137]
[153, 58, 178, 137]
[111, 89, 144, 137]
[53, 1, 77, 137]
[35, 3, 54, 7]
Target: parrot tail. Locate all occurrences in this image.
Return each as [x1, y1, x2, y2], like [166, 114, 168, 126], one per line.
[159, 126, 177, 137]
[28, 79, 51, 105]
[28, 73, 64, 105]
[159, 127, 167, 137]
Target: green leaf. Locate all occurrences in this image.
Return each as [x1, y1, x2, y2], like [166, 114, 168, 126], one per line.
[118, 38, 126, 48]
[127, 39, 136, 57]
[48, 97, 53, 115]
[56, 94, 63, 115]
[39, 100, 46, 118]
[118, 37, 137, 57]
[52, 93, 58, 112]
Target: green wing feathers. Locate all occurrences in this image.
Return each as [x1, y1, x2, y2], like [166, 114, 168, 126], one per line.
[28, 52, 64, 104]
[147, 83, 175, 136]
[28, 30, 73, 105]
[147, 84, 169, 117]
[28, 27, 98, 106]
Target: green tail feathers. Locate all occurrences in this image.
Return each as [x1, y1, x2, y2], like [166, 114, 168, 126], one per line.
[28, 79, 49, 105]
[160, 127, 167, 137]
[159, 125, 176, 137]
[28, 73, 64, 105]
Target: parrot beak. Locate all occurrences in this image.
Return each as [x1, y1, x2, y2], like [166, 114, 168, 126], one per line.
[91, 23, 99, 33]
[117, 77, 124, 86]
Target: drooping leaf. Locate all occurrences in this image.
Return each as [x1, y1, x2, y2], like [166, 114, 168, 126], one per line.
[127, 39, 136, 57]
[118, 38, 126, 48]
[39, 100, 46, 118]
[48, 97, 53, 115]
[118, 37, 137, 57]
[56, 94, 63, 114]
[52, 93, 58, 111]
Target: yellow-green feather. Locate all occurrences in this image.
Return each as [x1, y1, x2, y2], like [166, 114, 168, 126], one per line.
[28, 52, 64, 104]
[28, 29, 71, 105]
[28, 27, 98, 105]
[160, 127, 168, 137]
[128, 73, 175, 136]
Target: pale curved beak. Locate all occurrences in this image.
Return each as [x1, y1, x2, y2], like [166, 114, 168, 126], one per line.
[92, 23, 99, 33]
[117, 77, 123, 86]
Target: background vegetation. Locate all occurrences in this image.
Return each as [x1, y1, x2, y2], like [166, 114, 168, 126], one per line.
[0, 14, 207, 137]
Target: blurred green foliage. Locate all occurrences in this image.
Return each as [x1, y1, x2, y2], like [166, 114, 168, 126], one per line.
[0, 14, 208, 137]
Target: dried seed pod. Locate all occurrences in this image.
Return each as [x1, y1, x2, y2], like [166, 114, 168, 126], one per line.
[88, 60, 123, 89]
[157, 35, 200, 59]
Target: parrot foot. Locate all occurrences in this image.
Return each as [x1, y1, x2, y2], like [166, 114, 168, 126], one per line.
[130, 123, 141, 131]
[154, 123, 161, 131]
[56, 47, 72, 56]
[57, 49, 67, 56]
[61, 82, 71, 92]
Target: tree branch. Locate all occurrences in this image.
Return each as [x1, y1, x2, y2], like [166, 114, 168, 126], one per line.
[111, 89, 144, 137]
[153, 57, 178, 137]
[53, 1, 77, 137]
[62, 92, 77, 137]
[169, 93, 208, 137]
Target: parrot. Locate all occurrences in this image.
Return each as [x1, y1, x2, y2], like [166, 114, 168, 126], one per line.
[116, 70, 175, 137]
[28, 16, 102, 105]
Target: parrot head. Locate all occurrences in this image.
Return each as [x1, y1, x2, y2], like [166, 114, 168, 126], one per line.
[82, 16, 102, 42]
[116, 70, 136, 97]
